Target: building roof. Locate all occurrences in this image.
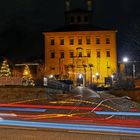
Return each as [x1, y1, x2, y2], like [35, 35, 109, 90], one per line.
[45, 24, 116, 33]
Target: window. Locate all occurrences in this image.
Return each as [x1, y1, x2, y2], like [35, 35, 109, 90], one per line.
[87, 50, 91, 57]
[60, 52, 64, 58]
[50, 52, 55, 58]
[86, 36, 91, 44]
[51, 67, 55, 70]
[70, 16, 74, 23]
[84, 16, 88, 22]
[106, 51, 110, 57]
[70, 37, 74, 45]
[97, 51, 100, 58]
[50, 38, 55, 45]
[69, 51, 74, 58]
[78, 52, 82, 57]
[106, 38, 110, 44]
[78, 37, 82, 45]
[96, 37, 100, 44]
[77, 16, 81, 22]
[60, 38, 64, 45]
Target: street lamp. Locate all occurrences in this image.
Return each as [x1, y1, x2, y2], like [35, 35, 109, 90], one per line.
[83, 64, 87, 87]
[96, 73, 99, 84]
[78, 73, 84, 87]
[123, 57, 129, 78]
[132, 64, 136, 79]
[91, 96, 131, 112]
[89, 64, 93, 84]
[123, 57, 129, 63]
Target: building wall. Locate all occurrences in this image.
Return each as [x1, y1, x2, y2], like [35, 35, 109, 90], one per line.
[44, 30, 117, 84]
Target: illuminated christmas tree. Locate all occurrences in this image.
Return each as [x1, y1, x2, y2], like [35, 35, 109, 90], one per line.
[0, 59, 11, 77]
[22, 65, 35, 86]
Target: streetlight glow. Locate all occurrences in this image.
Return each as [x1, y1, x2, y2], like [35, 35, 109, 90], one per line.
[78, 73, 83, 79]
[111, 75, 114, 79]
[49, 75, 53, 78]
[96, 73, 99, 76]
[123, 57, 129, 63]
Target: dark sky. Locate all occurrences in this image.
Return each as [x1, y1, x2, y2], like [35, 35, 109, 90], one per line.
[0, 0, 140, 62]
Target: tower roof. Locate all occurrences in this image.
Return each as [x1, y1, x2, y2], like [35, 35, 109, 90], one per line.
[64, 0, 93, 24]
[66, 8, 90, 13]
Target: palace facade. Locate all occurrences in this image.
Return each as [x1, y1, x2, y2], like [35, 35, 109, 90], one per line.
[43, 0, 117, 85]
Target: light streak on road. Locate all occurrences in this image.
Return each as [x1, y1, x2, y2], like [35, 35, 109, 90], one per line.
[0, 113, 17, 117]
[9, 97, 48, 104]
[23, 112, 89, 120]
[0, 103, 102, 111]
[0, 107, 46, 112]
[16, 113, 140, 128]
[95, 111, 140, 116]
[68, 99, 118, 111]
[0, 120, 140, 134]
[49, 101, 75, 104]
[25, 114, 74, 120]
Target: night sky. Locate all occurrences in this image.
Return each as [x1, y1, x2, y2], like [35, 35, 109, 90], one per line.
[0, 0, 140, 62]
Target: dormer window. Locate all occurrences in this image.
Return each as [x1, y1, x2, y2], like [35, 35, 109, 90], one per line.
[84, 16, 88, 22]
[70, 16, 74, 23]
[77, 16, 82, 23]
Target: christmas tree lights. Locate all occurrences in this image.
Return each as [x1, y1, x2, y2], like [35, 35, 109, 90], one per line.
[0, 59, 11, 77]
[22, 65, 35, 86]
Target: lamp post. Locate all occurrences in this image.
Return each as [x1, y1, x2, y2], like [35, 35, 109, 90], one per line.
[96, 72, 99, 84]
[118, 57, 140, 80]
[91, 96, 131, 112]
[83, 64, 87, 87]
[132, 64, 136, 79]
[89, 64, 93, 85]
[123, 57, 129, 78]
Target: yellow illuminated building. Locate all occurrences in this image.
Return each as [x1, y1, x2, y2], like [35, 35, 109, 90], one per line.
[43, 0, 117, 85]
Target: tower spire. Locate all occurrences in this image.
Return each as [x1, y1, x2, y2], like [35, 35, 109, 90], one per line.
[65, 0, 70, 12]
[86, 0, 93, 11]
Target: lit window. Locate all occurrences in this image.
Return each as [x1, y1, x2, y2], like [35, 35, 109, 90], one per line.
[70, 37, 74, 45]
[69, 51, 74, 58]
[97, 51, 100, 58]
[50, 52, 55, 58]
[50, 38, 55, 45]
[60, 52, 64, 58]
[79, 52, 82, 57]
[78, 37, 82, 45]
[87, 50, 91, 57]
[106, 51, 110, 57]
[106, 38, 110, 44]
[51, 67, 55, 70]
[86, 36, 91, 44]
[60, 38, 64, 45]
[96, 37, 100, 44]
